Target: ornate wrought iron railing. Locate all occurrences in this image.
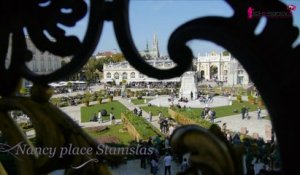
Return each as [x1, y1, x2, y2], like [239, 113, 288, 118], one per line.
[0, 0, 299, 174]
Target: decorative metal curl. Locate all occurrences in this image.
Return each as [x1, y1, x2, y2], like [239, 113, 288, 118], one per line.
[171, 125, 243, 175]
[0, 85, 113, 175]
[0, 0, 104, 96]
[0, 0, 195, 96]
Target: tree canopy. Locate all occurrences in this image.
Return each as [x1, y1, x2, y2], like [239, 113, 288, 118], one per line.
[82, 54, 125, 83]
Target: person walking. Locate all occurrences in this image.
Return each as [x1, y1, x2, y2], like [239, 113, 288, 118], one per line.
[246, 107, 250, 120]
[208, 109, 215, 123]
[200, 109, 205, 119]
[168, 125, 175, 136]
[181, 158, 189, 172]
[228, 94, 232, 105]
[164, 152, 172, 175]
[111, 114, 116, 125]
[98, 110, 102, 123]
[211, 109, 216, 123]
[241, 106, 247, 119]
[138, 107, 142, 116]
[109, 112, 113, 123]
[91, 113, 97, 122]
[149, 111, 153, 122]
[162, 119, 168, 133]
[140, 142, 147, 169]
[151, 157, 159, 175]
[257, 107, 261, 119]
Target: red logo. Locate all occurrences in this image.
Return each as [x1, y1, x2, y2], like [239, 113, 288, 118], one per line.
[287, 4, 296, 12]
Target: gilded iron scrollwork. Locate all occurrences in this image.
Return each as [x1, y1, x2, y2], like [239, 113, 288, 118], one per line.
[0, 0, 299, 174]
[171, 125, 244, 175]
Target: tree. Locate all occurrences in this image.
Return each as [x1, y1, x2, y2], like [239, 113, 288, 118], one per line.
[111, 53, 124, 62]
[81, 54, 125, 84]
[83, 58, 98, 84]
[83, 69, 94, 84]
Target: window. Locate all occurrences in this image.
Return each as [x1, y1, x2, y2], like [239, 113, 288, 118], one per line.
[237, 76, 244, 84]
[114, 72, 119, 79]
[156, 62, 162, 67]
[130, 72, 135, 78]
[122, 72, 127, 79]
[106, 72, 111, 78]
[223, 70, 228, 75]
[139, 73, 144, 78]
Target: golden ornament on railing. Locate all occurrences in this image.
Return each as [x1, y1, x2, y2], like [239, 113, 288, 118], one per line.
[171, 125, 244, 175]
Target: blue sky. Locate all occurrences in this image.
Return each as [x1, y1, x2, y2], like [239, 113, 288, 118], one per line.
[65, 0, 300, 57]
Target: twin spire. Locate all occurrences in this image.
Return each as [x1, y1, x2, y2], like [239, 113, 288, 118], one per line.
[144, 33, 160, 59]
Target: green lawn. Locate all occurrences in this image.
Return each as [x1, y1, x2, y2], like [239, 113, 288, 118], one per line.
[81, 101, 129, 122]
[131, 98, 153, 105]
[141, 106, 169, 117]
[141, 100, 265, 119]
[175, 100, 265, 119]
[84, 124, 133, 145]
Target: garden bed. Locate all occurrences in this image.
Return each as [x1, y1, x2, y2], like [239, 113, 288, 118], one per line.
[121, 112, 160, 141]
[84, 124, 133, 145]
[141, 106, 169, 117]
[131, 98, 153, 105]
[168, 108, 212, 129]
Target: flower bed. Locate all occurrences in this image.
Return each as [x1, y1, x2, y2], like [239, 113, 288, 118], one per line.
[168, 108, 212, 129]
[121, 112, 159, 141]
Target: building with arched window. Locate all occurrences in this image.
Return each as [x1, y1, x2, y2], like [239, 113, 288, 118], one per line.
[130, 72, 135, 78]
[103, 51, 250, 86]
[103, 59, 180, 85]
[114, 72, 119, 79]
[197, 51, 250, 85]
[122, 72, 127, 80]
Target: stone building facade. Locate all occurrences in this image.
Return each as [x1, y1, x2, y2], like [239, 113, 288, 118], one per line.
[197, 51, 250, 85]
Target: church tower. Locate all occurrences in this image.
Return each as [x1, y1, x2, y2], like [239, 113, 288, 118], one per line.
[146, 40, 149, 52]
[152, 33, 160, 59]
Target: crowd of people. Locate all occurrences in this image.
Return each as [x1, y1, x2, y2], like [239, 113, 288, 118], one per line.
[126, 82, 178, 89]
[130, 103, 277, 175]
[137, 135, 184, 175]
[198, 94, 214, 103]
[85, 87, 276, 174]
[224, 130, 280, 175]
[200, 107, 217, 123]
[241, 106, 263, 120]
[135, 126, 280, 175]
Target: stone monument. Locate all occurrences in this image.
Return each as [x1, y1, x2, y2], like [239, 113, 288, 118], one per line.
[121, 85, 126, 98]
[179, 71, 198, 100]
